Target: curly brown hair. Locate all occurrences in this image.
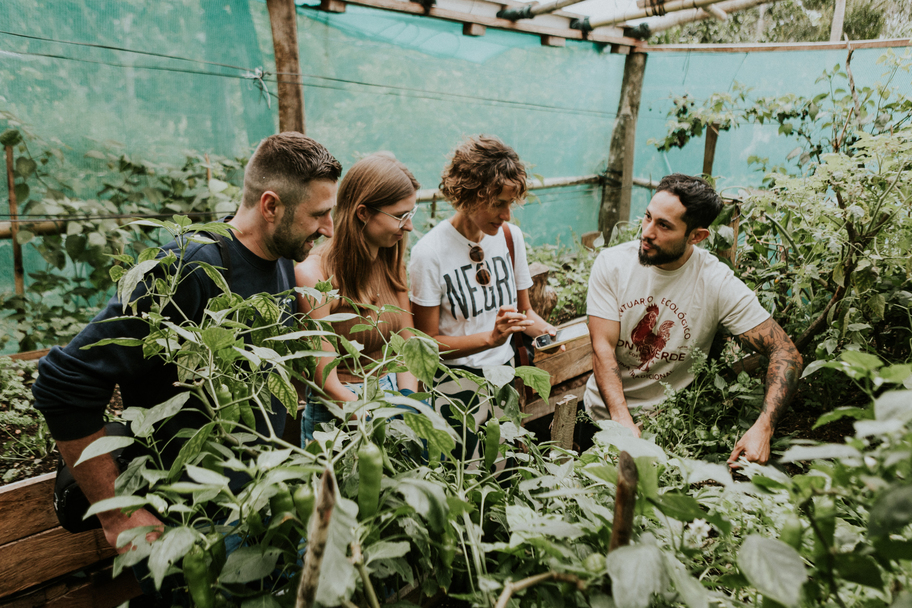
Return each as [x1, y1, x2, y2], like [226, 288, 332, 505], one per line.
[439, 135, 527, 211]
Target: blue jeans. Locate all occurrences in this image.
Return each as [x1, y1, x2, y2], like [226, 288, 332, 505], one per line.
[301, 374, 400, 445]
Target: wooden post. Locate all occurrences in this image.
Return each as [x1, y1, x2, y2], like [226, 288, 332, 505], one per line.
[599, 51, 647, 241]
[551, 393, 578, 451]
[266, 0, 306, 134]
[702, 122, 720, 176]
[5, 146, 24, 299]
[608, 451, 638, 551]
[830, 0, 846, 42]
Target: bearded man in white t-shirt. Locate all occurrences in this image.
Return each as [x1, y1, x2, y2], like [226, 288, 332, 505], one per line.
[582, 174, 803, 467]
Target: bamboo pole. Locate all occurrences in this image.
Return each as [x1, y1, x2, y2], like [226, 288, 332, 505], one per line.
[644, 0, 775, 34]
[416, 174, 600, 203]
[608, 451, 638, 552]
[599, 51, 647, 240]
[267, 0, 306, 134]
[5, 146, 24, 297]
[574, 0, 731, 30]
[498, 0, 588, 21]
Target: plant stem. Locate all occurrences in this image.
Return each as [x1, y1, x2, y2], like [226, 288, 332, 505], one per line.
[493, 572, 585, 608]
[351, 540, 381, 608]
[296, 468, 336, 608]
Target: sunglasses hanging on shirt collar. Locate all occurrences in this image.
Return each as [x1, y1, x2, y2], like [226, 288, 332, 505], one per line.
[468, 244, 492, 286]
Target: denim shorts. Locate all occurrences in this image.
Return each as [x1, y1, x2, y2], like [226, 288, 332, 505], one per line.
[301, 373, 400, 445]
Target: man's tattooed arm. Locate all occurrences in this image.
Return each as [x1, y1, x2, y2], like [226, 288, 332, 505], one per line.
[728, 317, 803, 466]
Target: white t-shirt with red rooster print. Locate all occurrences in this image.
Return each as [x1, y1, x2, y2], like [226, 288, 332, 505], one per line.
[583, 240, 769, 420]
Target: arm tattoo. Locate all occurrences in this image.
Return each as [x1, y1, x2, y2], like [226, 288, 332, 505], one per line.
[737, 318, 803, 429]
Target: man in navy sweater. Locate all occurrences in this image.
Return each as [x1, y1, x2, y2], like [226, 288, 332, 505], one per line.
[32, 132, 341, 555]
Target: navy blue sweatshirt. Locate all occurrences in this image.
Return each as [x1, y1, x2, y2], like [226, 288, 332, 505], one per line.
[33, 232, 297, 479]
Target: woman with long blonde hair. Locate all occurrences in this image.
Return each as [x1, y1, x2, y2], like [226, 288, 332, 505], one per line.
[296, 152, 420, 443]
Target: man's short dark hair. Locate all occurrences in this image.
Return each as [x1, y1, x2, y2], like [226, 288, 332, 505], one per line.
[656, 173, 723, 233]
[242, 132, 342, 209]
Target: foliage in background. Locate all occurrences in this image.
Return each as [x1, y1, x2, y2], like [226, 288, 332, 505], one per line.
[651, 0, 900, 45]
[650, 50, 912, 366]
[0, 356, 54, 483]
[0, 112, 245, 353]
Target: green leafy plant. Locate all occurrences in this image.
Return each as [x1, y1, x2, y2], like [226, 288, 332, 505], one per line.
[0, 114, 245, 352]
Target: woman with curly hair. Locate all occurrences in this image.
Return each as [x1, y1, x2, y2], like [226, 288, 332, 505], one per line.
[409, 135, 556, 457]
[296, 152, 420, 444]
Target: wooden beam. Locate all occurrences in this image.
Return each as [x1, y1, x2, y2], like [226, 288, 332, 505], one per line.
[0, 473, 58, 545]
[266, 0, 306, 134]
[320, 0, 347, 11]
[3, 561, 142, 608]
[333, 0, 643, 45]
[0, 527, 117, 597]
[541, 35, 566, 46]
[645, 38, 912, 52]
[599, 51, 647, 240]
[533, 318, 592, 387]
[463, 22, 486, 36]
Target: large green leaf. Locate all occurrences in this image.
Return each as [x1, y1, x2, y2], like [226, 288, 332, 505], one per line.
[200, 327, 237, 352]
[737, 535, 806, 607]
[515, 366, 551, 401]
[396, 479, 449, 534]
[268, 373, 298, 414]
[149, 526, 199, 589]
[605, 544, 668, 608]
[402, 337, 440, 387]
[220, 545, 282, 583]
[664, 553, 708, 608]
[364, 540, 411, 564]
[133, 392, 191, 438]
[833, 553, 884, 589]
[649, 493, 705, 522]
[403, 412, 455, 462]
[118, 259, 160, 309]
[74, 435, 135, 467]
[483, 365, 514, 389]
[168, 423, 215, 481]
[869, 485, 912, 538]
[84, 495, 150, 519]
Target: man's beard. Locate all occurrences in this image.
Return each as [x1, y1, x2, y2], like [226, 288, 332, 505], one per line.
[638, 238, 686, 267]
[268, 208, 316, 263]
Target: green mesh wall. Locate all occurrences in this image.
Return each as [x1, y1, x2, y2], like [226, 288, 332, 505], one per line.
[631, 47, 912, 219]
[2, 0, 910, 353]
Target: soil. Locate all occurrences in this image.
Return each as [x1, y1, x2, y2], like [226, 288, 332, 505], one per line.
[1, 377, 124, 487]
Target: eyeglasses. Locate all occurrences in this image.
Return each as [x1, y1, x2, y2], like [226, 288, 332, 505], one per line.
[468, 244, 491, 286]
[375, 207, 417, 229]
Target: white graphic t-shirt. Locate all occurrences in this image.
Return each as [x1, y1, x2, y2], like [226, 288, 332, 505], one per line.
[409, 220, 533, 369]
[584, 240, 769, 420]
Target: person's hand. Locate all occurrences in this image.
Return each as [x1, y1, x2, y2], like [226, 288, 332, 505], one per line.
[614, 413, 641, 438]
[727, 421, 772, 469]
[100, 507, 164, 554]
[490, 306, 533, 347]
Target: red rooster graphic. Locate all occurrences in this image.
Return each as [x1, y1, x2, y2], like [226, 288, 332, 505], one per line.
[630, 304, 674, 372]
